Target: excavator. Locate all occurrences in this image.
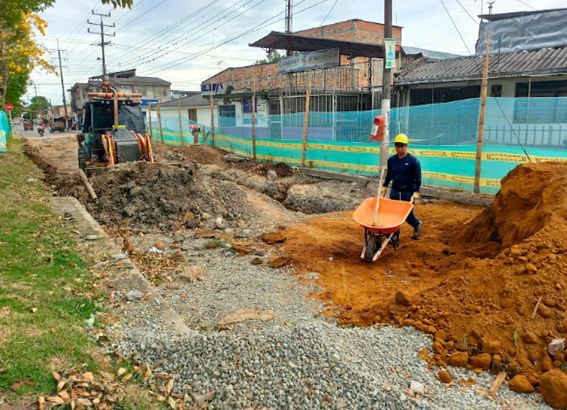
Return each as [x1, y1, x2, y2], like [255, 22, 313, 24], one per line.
[77, 81, 154, 173]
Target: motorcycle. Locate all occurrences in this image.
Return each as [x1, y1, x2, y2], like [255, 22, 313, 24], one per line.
[37, 124, 45, 137]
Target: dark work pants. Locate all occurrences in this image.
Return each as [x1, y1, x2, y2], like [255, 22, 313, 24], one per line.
[389, 189, 420, 229]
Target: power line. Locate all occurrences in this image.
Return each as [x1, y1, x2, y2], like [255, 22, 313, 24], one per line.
[119, 0, 170, 29]
[109, 0, 233, 68]
[439, 0, 472, 55]
[454, 0, 478, 25]
[144, 0, 330, 75]
[320, 0, 339, 26]
[515, 0, 536, 10]
[127, 0, 271, 69]
[114, 0, 147, 23]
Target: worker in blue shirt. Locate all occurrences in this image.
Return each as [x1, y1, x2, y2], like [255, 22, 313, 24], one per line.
[383, 133, 422, 239]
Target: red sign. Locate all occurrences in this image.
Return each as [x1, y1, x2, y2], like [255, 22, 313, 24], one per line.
[4, 103, 13, 112]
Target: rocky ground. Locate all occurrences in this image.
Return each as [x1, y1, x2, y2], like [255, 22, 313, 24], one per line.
[23, 136, 557, 409]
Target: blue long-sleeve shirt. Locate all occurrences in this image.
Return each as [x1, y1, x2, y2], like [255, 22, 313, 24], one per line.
[384, 153, 422, 193]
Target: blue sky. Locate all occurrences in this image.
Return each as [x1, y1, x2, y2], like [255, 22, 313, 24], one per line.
[30, 0, 564, 105]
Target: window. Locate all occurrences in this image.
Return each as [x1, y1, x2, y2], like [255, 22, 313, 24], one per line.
[491, 85, 502, 97]
[219, 105, 236, 127]
[188, 109, 197, 122]
[514, 81, 567, 123]
[409, 86, 480, 106]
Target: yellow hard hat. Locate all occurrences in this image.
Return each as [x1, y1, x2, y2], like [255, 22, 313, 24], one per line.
[394, 133, 409, 144]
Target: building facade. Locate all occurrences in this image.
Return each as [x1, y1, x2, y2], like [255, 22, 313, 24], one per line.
[200, 19, 409, 140]
[69, 69, 171, 117]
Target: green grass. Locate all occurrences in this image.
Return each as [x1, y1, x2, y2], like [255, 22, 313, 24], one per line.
[0, 138, 100, 398]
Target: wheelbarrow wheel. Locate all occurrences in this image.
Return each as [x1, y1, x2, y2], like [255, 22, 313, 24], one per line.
[391, 231, 400, 250]
[364, 233, 379, 261]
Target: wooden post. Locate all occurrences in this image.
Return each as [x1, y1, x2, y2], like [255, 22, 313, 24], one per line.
[78, 169, 97, 200]
[301, 75, 312, 169]
[148, 105, 153, 137]
[252, 87, 257, 160]
[177, 98, 184, 146]
[157, 102, 164, 144]
[209, 86, 215, 147]
[474, 33, 490, 194]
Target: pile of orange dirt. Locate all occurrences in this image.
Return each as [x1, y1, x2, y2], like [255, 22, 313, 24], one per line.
[276, 162, 567, 399]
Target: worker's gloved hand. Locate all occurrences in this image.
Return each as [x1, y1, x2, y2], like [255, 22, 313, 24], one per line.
[380, 187, 387, 197]
[411, 192, 421, 202]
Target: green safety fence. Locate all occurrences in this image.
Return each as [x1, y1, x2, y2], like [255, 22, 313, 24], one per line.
[0, 111, 10, 153]
[149, 97, 567, 194]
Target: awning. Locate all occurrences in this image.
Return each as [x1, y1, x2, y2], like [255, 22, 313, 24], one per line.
[249, 31, 388, 58]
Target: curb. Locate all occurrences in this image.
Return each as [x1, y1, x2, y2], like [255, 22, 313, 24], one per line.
[51, 196, 190, 336]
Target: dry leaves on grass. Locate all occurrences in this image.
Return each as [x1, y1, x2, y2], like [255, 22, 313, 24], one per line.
[39, 370, 124, 409]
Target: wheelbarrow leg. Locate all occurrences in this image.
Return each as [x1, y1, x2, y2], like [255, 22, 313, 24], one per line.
[372, 232, 394, 262]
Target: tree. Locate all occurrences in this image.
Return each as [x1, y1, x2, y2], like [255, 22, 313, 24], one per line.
[101, 0, 133, 8]
[0, 1, 55, 107]
[255, 51, 284, 65]
[0, 14, 54, 106]
[30, 96, 49, 114]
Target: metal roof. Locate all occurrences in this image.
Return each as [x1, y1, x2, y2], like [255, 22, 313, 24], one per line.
[112, 76, 171, 86]
[478, 8, 567, 21]
[396, 46, 567, 85]
[249, 31, 385, 58]
[160, 93, 209, 108]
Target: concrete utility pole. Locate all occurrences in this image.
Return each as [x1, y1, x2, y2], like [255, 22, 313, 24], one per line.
[285, 0, 293, 56]
[371, 0, 393, 226]
[380, 0, 393, 171]
[285, 0, 293, 33]
[88, 11, 115, 76]
[51, 39, 69, 122]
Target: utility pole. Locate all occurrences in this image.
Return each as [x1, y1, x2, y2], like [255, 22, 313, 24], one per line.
[474, 33, 490, 194]
[372, 0, 393, 225]
[380, 0, 392, 176]
[88, 11, 115, 76]
[285, 0, 293, 56]
[285, 0, 293, 33]
[50, 40, 69, 122]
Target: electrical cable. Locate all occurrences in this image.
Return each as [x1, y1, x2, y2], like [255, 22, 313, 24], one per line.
[515, 0, 536, 10]
[439, 0, 472, 55]
[454, 0, 479, 24]
[144, 0, 330, 75]
[119, 0, 170, 29]
[127, 0, 269, 68]
[112, 0, 245, 68]
[320, 0, 339, 26]
[491, 97, 533, 162]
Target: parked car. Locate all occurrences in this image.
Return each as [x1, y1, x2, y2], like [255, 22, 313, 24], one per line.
[23, 119, 34, 131]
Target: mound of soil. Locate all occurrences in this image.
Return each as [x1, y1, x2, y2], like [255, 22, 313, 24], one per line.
[86, 161, 255, 231]
[402, 162, 567, 392]
[278, 162, 567, 401]
[155, 144, 226, 168]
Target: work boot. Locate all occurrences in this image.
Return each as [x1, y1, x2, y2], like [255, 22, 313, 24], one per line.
[412, 222, 422, 240]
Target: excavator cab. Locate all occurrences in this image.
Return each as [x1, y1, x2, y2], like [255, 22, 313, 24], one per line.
[78, 81, 154, 172]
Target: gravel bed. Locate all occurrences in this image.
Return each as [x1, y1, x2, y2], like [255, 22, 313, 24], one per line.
[114, 323, 548, 409]
[109, 232, 550, 409]
[158, 240, 323, 331]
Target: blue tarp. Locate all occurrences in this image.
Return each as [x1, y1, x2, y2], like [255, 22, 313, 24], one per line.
[0, 111, 9, 152]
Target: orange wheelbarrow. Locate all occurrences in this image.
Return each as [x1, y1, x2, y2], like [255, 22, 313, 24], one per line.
[353, 197, 414, 262]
